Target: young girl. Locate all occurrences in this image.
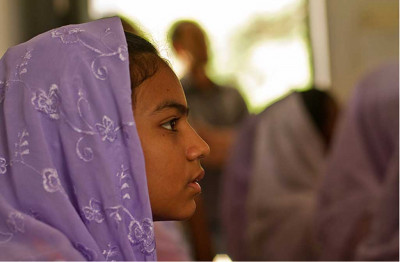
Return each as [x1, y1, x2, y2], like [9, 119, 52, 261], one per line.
[0, 17, 209, 260]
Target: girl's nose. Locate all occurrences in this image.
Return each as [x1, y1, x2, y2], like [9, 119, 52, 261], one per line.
[186, 126, 210, 161]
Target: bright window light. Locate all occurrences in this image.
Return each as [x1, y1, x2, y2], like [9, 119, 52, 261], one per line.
[89, 0, 311, 112]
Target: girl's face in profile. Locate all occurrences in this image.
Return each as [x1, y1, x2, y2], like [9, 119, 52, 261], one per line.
[133, 62, 210, 221]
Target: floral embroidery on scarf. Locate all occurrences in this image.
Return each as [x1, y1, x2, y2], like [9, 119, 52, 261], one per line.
[102, 243, 120, 261]
[3, 129, 67, 195]
[116, 164, 131, 200]
[96, 116, 117, 142]
[68, 87, 131, 162]
[3, 129, 66, 195]
[15, 49, 33, 77]
[128, 218, 155, 255]
[0, 212, 25, 244]
[0, 157, 7, 174]
[41, 168, 63, 193]
[14, 129, 30, 160]
[6, 212, 25, 233]
[106, 165, 156, 255]
[2, 129, 29, 174]
[82, 191, 156, 256]
[0, 49, 33, 104]
[31, 84, 61, 120]
[82, 198, 105, 223]
[51, 26, 127, 80]
[117, 45, 128, 61]
[51, 28, 85, 44]
[75, 88, 96, 134]
[74, 242, 97, 261]
[106, 205, 155, 255]
[75, 137, 94, 162]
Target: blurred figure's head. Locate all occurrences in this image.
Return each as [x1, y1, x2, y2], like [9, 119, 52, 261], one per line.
[300, 88, 339, 147]
[169, 20, 209, 70]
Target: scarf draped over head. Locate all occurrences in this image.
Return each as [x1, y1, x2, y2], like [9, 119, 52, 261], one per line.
[0, 17, 156, 260]
[316, 63, 399, 260]
[245, 92, 324, 260]
[222, 92, 326, 260]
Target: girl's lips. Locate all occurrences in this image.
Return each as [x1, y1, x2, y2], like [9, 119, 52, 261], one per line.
[188, 181, 202, 193]
[192, 170, 205, 183]
[187, 170, 205, 193]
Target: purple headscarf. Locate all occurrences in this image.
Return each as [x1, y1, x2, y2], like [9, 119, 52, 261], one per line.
[316, 62, 399, 260]
[0, 17, 156, 260]
[222, 92, 326, 260]
[245, 92, 324, 260]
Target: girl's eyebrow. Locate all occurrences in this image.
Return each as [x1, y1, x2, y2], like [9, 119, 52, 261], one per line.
[152, 100, 189, 116]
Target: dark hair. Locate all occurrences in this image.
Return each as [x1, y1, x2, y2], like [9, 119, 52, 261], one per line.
[299, 88, 338, 145]
[125, 31, 163, 106]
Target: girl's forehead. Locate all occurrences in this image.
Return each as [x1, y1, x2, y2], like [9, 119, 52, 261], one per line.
[134, 65, 186, 114]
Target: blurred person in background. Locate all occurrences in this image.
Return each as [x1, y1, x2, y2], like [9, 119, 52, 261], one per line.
[169, 20, 249, 255]
[221, 88, 339, 260]
[316, 62, 399, 261]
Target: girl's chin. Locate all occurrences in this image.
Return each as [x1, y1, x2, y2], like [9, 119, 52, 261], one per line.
[152, 201, 197, 221]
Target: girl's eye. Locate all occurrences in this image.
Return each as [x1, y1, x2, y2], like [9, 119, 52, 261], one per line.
[161, 118, 178, 131]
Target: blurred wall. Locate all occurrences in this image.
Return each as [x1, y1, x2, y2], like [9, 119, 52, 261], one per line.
[325, 0, 398, 105]
[309, 0, 331, 90]
[18, 0, 89, 42]
[0, 0, 88, 57]
[0, 0, 21, 57]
